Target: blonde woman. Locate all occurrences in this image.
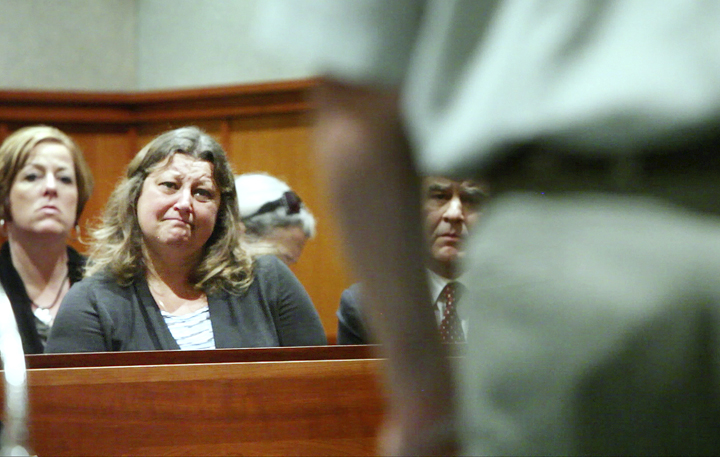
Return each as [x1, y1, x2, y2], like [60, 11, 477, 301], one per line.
[0, 125, 94, 353]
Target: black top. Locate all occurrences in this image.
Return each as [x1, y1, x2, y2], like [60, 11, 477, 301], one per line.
[0, 241, 85, 354]
[45, 255, 327, 353]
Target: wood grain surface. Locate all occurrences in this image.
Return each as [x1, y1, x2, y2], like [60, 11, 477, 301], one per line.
[2, 347, 386, 456]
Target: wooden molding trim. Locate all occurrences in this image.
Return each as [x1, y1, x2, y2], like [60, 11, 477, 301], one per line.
[0, 78, 319, 125]
[27, 345, 379, 369]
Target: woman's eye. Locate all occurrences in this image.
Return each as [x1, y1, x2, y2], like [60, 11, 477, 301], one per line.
[193, 188, 213, 201]
[59, 176, 74, 185]
[160, 181, 178, 190]
[23, 173, 39, 182]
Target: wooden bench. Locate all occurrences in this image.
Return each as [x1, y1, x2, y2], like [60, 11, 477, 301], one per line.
[2, 345, 386, 456]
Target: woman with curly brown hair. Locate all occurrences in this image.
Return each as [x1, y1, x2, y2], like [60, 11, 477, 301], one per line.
[46, 126, 325, 352]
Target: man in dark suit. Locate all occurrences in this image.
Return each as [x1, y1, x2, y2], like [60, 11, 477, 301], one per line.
[336, 176, 488, 344]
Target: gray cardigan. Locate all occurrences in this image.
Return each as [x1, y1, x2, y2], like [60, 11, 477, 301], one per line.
[45, 255, 326, 353]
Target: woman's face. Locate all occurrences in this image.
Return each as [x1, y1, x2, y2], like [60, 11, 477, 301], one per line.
[7, 141, 78, 239]
[136, 154, 221, 258]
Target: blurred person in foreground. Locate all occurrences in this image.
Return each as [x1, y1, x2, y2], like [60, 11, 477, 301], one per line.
[235, 172, 316, 265]
[337, 176, 488, 345]
[257, 1, 720, 455]
[0, 125, 93, 353]
[46, 126, 326, 353]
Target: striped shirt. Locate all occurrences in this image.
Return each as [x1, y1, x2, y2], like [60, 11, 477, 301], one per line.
[161, 306, 216, 350]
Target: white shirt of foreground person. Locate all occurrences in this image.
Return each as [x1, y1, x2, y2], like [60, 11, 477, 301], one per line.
[255, 1, 720, 455]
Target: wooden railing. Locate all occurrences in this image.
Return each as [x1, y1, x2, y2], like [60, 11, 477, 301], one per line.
[2, 345, 385, 456]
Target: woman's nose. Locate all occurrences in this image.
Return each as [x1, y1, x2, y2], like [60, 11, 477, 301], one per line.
[43, 175, 58, 193]
[174, 187, 193, 211]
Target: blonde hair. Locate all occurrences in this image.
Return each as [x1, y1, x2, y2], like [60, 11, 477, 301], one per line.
[85, 126, 253, 293]
[0, 125, 94, 223]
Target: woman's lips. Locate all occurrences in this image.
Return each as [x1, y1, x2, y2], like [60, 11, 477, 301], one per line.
[39, 205, 60, 214]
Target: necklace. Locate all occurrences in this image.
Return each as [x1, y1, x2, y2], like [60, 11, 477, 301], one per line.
[31, 272, 69, 327]
[31, 271, 70, 310]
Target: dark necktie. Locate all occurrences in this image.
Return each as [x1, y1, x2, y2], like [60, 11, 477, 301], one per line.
[438, 281, 465, 343]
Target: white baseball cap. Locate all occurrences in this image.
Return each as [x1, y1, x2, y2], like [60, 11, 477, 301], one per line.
[235, 173, 293, 218]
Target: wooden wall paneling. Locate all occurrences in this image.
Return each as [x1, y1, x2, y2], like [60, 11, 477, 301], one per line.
[288, 121, 355, 340]
[219, 118, 230, 152]
[127, 126, 138, 157]
[0, 122, 8, 142]
[283, 120, 351, 335]
[0, 91, 132, 125]
[135, 119, 226, 153]
[0, 80, 314, 126]
[228, 114, 302, 173]
[227, 114, 351, 337]
[69, 129, 136, 252]
[127, 80, 315, 123]
[298, 168, 356, 341]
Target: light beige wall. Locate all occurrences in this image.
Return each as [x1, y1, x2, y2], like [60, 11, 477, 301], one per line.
[0, 0, 136, 90]
[0, 0, 315, 91]
[137, 0, 314, 89]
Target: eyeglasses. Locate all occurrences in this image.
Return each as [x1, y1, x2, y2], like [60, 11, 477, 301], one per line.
[249, 190, 303, 218]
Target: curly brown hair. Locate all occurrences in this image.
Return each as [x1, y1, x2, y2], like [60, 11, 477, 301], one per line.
[85, 126, 253, 293]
